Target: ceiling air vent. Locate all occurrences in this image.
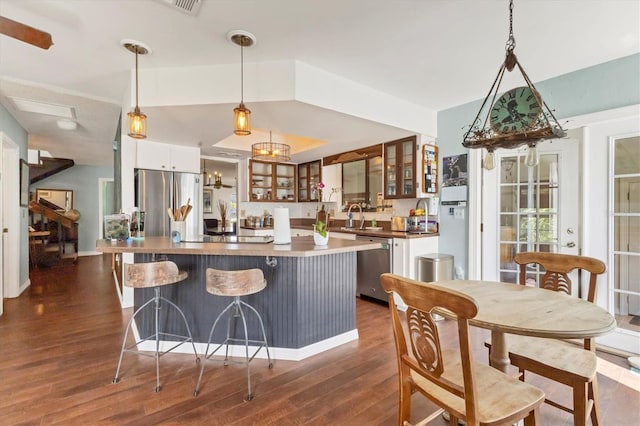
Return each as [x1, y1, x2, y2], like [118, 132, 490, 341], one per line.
[155, 0, 202, 16]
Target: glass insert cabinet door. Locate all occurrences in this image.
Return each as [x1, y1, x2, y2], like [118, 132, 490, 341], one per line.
[384, 136, 417, 199]
[611, 135, 640, 333]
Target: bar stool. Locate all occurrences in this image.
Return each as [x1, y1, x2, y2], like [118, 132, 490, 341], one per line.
[194, 268, 273, 400]
[113, 261, 199, 392]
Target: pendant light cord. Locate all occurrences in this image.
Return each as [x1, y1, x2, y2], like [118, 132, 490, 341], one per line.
[135, 47, 139, 108]
[240, 40, 245, 104]
[506, 0, 516, 53]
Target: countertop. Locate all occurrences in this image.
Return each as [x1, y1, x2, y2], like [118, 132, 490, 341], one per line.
[239, 224, 438, 239]
[96, 235, 381, 257]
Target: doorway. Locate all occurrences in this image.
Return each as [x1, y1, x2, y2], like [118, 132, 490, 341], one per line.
[481, 131, 580, 287]
[611, 135, 640, 334]
[1, 133, 21, 314]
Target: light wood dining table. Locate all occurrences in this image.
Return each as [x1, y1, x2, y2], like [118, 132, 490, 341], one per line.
[435, 279, 617, 373]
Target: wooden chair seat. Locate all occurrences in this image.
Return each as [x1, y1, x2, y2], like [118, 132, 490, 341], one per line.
[411, 349, 546, 425]
[504, 336, 597, 382]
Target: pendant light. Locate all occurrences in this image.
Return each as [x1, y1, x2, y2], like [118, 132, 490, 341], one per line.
[462, 0, 565, 170]
[252, 131, 291, 162]
[122, 40, 150, 139]
[228, 30, 255, 136]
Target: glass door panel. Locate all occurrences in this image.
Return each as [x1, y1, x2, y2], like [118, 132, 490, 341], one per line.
[498, 153, 561, 284]
[611, 135, 640, 333]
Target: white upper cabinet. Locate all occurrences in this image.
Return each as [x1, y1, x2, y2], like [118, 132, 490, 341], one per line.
[136, 140, 200, 173]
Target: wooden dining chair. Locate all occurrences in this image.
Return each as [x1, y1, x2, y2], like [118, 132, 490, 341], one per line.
[491, 252, 606, 426]
[381, 273, 545, 426]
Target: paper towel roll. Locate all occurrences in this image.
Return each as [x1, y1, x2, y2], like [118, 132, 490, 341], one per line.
[273, 207, 291, 245]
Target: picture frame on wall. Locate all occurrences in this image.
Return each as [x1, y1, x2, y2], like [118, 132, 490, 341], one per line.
[19, 159, 29, 207]
[203, 188, 213, 213]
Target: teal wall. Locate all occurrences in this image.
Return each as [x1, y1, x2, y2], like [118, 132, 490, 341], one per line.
[0, 104, 29, 290]
[33, 165, 114, 253]
[437, 53, 640, 277]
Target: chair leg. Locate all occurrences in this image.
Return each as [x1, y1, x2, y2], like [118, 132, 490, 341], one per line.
[159, 296, 200, 362]
[398, 376, 412, 426]
[194, 300, 235, 396]
[112, 296, 156, 385]
[573, 382, 588, 426]
[114, 288, 198, 392]
[154, 288, 161, 392]
[589, 377, 600, 426]
[239, 300, 272, 368]
[193, 297, 271, 400]
[524, 407, 539, 426]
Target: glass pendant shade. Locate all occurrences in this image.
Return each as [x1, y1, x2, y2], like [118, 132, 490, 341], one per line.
[525, 145, 540, 167]
[483, 151, 496, 170]
[234, 103, 251, 136]
[127, 107, 147, 139]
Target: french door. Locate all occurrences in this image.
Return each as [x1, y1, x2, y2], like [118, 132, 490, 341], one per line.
[481, 132, 579, 290]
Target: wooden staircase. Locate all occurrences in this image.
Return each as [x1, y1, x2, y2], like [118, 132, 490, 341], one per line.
[28, 200, 78, 265]
[29, 157, 75, 184]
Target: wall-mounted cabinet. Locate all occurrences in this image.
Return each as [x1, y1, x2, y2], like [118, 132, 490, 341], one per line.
[297, 160, 321, 202]
[136, 140, 200, 173]
[384, 136, 417, 199]
[249, 160, 296, 202]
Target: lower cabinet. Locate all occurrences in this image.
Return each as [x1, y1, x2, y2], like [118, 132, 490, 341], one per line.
[392, 236, 439, 280]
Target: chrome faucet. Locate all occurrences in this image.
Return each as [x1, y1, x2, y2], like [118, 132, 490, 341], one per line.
[413, 199, 428, 232]
[415, 198, 428, 213]
[347, 203, 365, 229]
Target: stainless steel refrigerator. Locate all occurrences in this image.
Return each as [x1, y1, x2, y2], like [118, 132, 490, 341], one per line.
[134, 169, 202, 240]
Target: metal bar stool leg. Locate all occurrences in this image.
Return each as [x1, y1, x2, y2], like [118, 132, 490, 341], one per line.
[194, 268, 273, 400]
[193, 301, 235, 396]
[113, 261, 199, 392]
[113, 296, 156, 384]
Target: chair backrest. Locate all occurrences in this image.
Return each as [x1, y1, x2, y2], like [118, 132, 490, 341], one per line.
[380, 273, 481, 424]
[206, 268, 266, 297]
[124, 261, 187, 288]
[514, 252, 606, 302]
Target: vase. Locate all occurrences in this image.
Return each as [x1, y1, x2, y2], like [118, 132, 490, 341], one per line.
[313, 231, 329, 246]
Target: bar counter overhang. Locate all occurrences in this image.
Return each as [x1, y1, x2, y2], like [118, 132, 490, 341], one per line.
[97, 236, 381, 360]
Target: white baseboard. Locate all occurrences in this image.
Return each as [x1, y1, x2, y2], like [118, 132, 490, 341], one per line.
[132, 328, 359, 361]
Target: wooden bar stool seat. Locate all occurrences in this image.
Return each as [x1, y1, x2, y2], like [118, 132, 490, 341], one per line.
[113, 261, 199, 392]
[194, 268, 272, 401]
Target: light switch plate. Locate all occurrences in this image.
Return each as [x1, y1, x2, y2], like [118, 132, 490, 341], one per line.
[454, 208, 465, 220]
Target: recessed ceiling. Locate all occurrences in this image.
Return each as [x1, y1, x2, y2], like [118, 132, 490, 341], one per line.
[0, 0, 637, 166]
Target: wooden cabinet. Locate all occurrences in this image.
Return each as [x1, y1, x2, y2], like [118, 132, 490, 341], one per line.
[136, 140, 200, 173]
[249, 160, 296, 202]
[384, 136, 417, 199]
[297, 160, 321, 202]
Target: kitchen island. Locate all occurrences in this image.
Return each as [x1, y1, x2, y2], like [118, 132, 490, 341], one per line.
[97, 236, 380, 360]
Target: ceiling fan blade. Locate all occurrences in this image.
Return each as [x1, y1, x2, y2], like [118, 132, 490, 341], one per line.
[0, 16, 53, 50]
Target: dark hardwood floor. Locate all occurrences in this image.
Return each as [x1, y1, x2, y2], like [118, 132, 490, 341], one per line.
[1, 255, 638, 425]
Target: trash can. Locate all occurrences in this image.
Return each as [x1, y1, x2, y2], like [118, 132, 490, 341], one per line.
[417, 254, 454, 321]
[417, 253, 454, 283]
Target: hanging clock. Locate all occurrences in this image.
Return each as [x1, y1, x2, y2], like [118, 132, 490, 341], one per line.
[461, 0, 566, 170]
[490, 86, 543, 134]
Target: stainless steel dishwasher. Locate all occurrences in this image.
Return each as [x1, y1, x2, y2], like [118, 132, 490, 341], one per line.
[356, 235, 392, 303]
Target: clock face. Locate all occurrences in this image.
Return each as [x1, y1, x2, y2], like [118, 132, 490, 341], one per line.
[490, 86, 543, 134]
